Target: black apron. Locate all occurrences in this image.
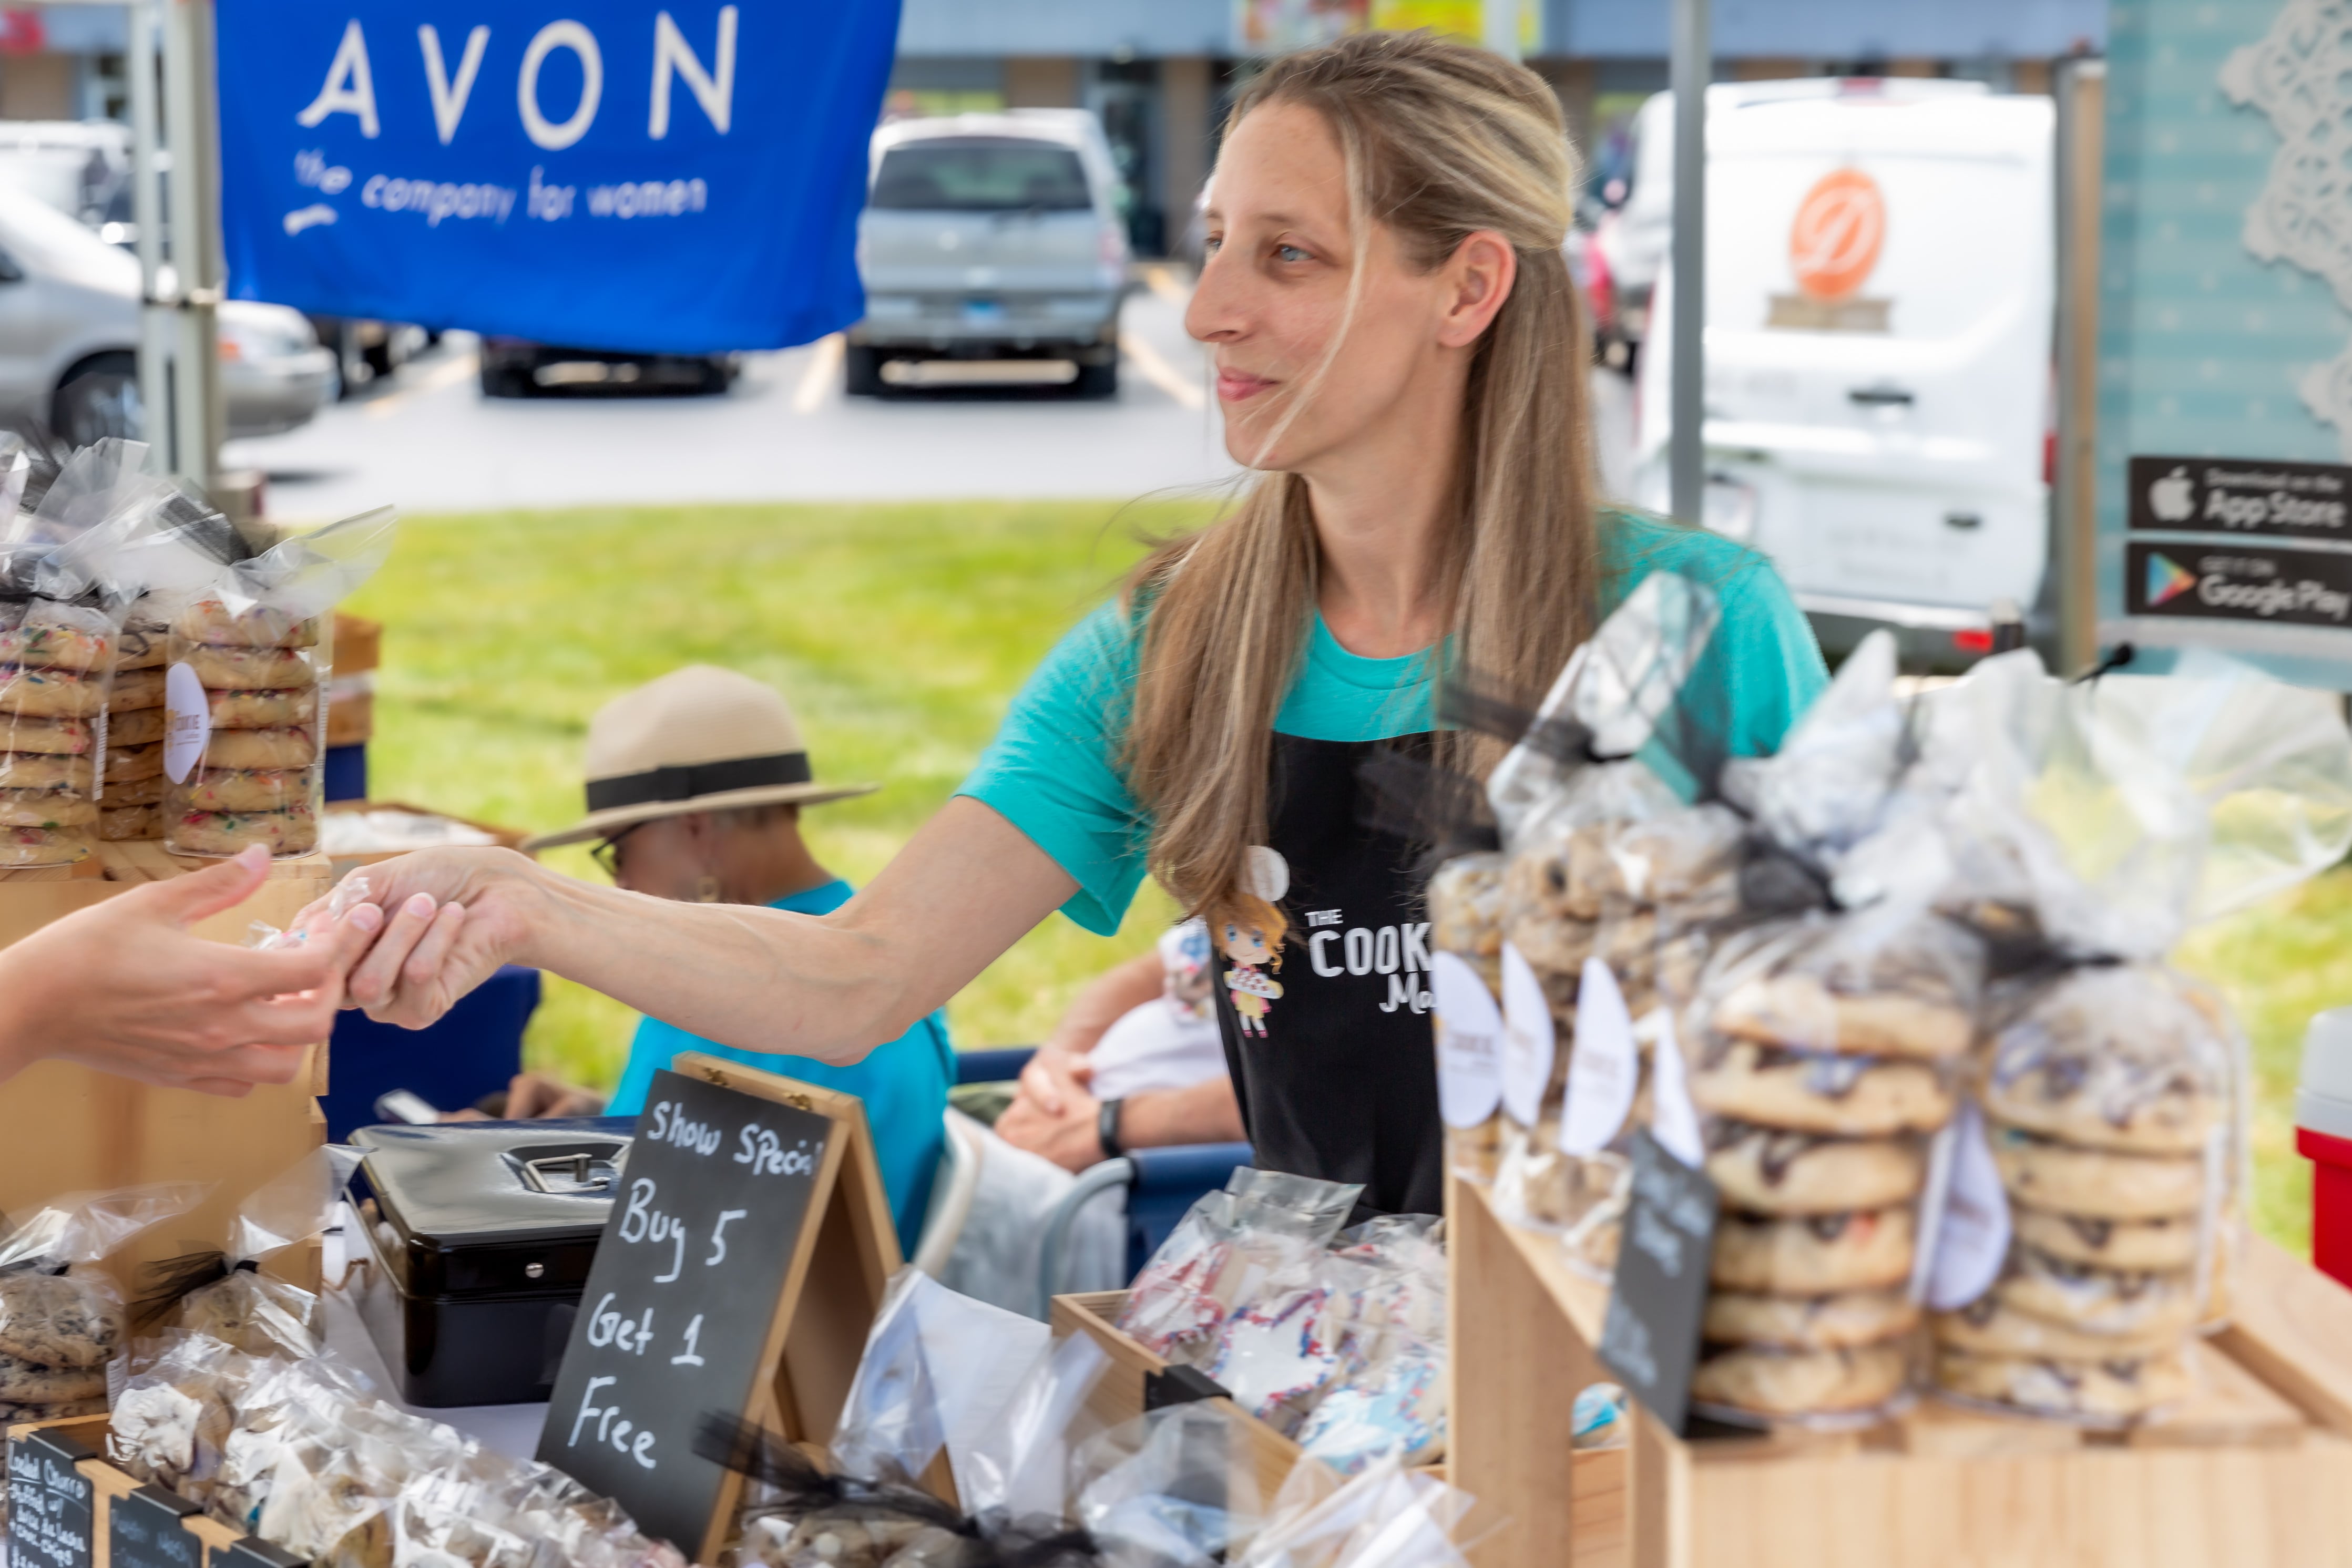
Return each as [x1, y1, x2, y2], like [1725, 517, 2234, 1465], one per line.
[1211, 732, 1443, 1219]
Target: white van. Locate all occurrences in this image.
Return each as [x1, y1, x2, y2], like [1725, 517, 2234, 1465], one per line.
[1630, 80, 2054, 662]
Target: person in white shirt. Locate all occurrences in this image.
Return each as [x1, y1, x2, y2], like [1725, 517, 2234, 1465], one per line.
[996, 919, 1245, 1171]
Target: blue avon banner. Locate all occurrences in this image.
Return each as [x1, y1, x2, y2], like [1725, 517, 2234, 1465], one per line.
[218, 0, 898, 352]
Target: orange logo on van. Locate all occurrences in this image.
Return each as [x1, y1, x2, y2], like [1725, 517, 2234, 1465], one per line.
[1788, 168, 1885, 301]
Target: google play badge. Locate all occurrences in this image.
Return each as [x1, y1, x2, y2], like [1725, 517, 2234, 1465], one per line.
[2146, 551, 2198, 608]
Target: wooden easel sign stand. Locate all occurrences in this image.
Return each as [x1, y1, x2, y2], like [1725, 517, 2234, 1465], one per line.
[536, 1053, 902, 1564]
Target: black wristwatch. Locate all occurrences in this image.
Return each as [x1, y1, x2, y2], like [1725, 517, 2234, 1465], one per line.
[1097, 1097, 1127, 1161]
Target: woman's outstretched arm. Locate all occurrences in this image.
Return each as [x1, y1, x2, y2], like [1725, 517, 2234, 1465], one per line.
[342, 796, 1080, 1065]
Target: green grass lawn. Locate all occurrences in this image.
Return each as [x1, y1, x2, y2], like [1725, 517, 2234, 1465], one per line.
[347, 497, 2344, 1259]
[345, 499, 1208, 1092]
[2176, 869, 2352, 1259]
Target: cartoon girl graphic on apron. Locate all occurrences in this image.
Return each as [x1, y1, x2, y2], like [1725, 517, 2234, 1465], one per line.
[1221, 846, 1289, 1037]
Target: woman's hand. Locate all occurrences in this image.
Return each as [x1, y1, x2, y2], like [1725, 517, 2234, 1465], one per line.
[0, 845, 383, 1095]
[997, 1048, 1105, 1171]
[336, 847, 544, 1028]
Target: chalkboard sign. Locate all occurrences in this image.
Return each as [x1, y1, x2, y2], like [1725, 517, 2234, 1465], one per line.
[1597, 1129, 1720, 1437]
[109, 1485, 202, 1568]
[537, 1055, 901, 1563]
[8, 1427, 95, 1568]
[218, 1541, 306, 1568]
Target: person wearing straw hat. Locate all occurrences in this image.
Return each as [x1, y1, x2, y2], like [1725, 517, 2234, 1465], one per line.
[512, 665, 954, 1247]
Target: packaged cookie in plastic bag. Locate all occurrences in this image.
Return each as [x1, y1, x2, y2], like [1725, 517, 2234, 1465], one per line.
[1922, 654, 2352, 1424]
[163, 504, 395, 858]
[98, 474, 257, 842]
[1115, 1168, 1359, 1363]
[1232, 1448, 1485, 1568]
[1475, 572, 1731, 1241]
[0, 1181, 207, 1421]
[1671, 634, 1991, 1427]
[134, 1147, 363, 1360]
[0, 495, 146, 867]
[1682, 910, 1980, 1426]
[109, 1333, 266, 1504]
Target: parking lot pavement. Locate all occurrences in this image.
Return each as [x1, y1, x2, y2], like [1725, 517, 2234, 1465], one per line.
[231, 266, 1242, 521]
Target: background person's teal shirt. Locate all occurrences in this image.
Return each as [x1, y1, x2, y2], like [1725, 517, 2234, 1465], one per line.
[604, 878, 954, 1248]
[957, 511, 1831, 935]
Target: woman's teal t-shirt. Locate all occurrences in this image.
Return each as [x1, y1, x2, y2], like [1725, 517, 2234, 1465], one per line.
[604, 878, 954, 1248]
[957, 512, 1831, 935]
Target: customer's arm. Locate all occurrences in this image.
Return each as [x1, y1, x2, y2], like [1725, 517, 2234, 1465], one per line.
[998, 1072, 1243, 1173]
[1009, 946, 1168, 1123]
[1041, 949, 1164, 1059]
[344, 797, 1081, 1066]
[0, 846, 380, 1095]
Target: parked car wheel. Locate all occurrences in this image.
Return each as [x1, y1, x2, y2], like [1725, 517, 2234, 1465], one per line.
[54, 352, 140, 444]
[843, 344, 884, 396]
[1073, 357, 1119, 399]
[479, 362, 533, 398]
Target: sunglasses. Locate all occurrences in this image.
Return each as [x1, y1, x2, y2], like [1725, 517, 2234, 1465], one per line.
[588, 821, 648, 880]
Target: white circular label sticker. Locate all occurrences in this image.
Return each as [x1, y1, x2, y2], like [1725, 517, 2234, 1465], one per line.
[1559, 956, 1639, 1157]
[163, 661, 208, 783]
[1926, 1101, 2012, 1310]
[1498, 941, 1556, 1128]
[1431, 952, 1506, 1129]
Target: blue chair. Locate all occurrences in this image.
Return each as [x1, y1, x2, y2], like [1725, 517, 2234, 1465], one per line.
[948, 1048, 1251, 1315]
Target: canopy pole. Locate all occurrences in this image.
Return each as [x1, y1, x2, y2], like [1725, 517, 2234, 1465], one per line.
[159, 0, 224, 487]
[1668, 0, 1707, 527]
[129, 0, 171, 472]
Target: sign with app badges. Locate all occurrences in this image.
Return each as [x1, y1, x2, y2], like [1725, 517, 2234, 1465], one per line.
[2097, 1, 2352, 683]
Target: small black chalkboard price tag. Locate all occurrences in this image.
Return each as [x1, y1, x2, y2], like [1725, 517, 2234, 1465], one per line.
[537, 1054, 902, 1564]
[109, 1485, 202, 1568]
[219, 1540, 308, 1568]
[1597, 1128, 1721, 1437]
[8, 1428, 96, 1568]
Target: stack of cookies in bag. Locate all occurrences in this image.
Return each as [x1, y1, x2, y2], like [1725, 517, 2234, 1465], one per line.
[0, 1272, 117, 1420]
[1490, 780, 1745, 1273]
[0, 613, 109, 865]
[1684, 909, 1982, 1422]
[100, 604, 171, 838]
[165, 599, 323, 856]
[1930, 963, 2231, 1422]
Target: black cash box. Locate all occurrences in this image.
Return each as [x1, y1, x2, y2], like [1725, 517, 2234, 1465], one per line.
[350, 1118, 632, 1407]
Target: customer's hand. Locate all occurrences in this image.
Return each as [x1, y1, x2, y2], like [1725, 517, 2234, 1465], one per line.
[338, 847, 542, 1029]
[0, 845, 381, 1095]
[504, 1072, 607, 1119]
[997, 1046, 1105, 1172]
[444, 1071, 608, 1121]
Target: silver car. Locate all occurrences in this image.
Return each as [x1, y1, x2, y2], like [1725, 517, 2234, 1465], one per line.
[0, 184, 333, 446]
[850, 111, 1129, 397]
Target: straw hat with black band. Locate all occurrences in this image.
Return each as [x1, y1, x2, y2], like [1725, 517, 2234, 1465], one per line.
[524, 665, 876, 852]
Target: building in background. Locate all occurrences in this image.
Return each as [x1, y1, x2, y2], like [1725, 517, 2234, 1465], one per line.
[0, 7, 124, 121]
[890, 0, 2108, 256]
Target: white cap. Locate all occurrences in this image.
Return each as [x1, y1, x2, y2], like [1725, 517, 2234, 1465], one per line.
[2298, 1008, 2352, 1139]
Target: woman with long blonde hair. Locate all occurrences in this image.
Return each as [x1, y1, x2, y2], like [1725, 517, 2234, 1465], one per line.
[332, 33, 1827, 1218]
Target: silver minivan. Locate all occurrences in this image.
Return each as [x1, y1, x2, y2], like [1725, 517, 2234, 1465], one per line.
[849, 111, 1129, 397]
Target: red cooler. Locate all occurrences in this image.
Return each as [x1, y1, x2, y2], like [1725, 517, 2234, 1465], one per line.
[2297, 1006, 2352, 1287]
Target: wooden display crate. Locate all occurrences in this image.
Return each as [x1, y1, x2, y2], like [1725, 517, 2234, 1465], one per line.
[1448, 1173, 2352, 1568]
[1052, 1290, 1321, 1503]
[0, 850, 332, 1295]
